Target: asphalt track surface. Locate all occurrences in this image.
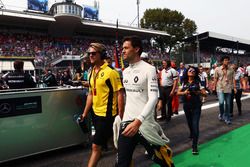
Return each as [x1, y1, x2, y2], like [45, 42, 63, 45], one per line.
[2, 93, 250, 167]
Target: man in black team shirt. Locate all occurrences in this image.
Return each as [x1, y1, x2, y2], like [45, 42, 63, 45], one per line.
[5, 60, 36, 89]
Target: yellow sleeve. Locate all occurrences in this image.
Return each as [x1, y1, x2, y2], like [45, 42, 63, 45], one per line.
[109, 69, 123, 92]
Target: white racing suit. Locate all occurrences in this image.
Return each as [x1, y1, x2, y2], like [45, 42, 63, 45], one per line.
[116, 60, 174, 167]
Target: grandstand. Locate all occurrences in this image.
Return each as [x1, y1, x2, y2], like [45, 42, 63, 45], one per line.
[0, 0, 169, 73]
[1, 1, 250, 73]
[183, 31, 250, 66]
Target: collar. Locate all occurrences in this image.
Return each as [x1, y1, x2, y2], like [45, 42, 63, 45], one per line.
[94, 62, 108, 71]
[129, 60, 142, 68]
[165, 67, 172, 71]
[221, 65, 228, 70]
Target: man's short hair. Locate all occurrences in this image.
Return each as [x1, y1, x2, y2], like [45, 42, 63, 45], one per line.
[220, 55, 230, 62]
[122, 35, 143, 56]
[166, 60, 171, 67]
[14, 60, 24, 70]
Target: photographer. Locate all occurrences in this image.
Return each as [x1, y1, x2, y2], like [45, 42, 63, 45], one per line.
[177, 66, 206, 155]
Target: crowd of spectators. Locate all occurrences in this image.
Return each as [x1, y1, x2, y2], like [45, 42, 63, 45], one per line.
[0, 32, 168, 66]
[200, 52, 250, 65]
[1, 31, 250, 70]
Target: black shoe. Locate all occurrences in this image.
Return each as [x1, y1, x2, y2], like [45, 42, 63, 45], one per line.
[238, 112, 242, 116]
[173, 111, 179, 115]
[192, 147, 199, 155]
[166, 117, 171, 122]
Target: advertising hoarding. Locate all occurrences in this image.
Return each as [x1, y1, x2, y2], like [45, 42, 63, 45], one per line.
[28, 0, 48, 12]
[83, 6, 99, 20]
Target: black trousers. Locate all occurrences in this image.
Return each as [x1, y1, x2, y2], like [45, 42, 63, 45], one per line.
[230, 89, 243, 115]
[160, 86, 173, 120]
[117, 125, 174, 167]
[183, 103, 201, 148]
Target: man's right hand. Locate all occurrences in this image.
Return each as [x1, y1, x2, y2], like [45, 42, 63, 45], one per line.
[80, 113, 86, 122]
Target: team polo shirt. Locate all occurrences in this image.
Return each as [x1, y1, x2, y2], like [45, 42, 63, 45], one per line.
[160, 67, 178, 87]
[89, 63, 123, 117]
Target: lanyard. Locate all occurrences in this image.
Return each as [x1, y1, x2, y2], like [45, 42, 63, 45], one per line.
[92, 67, 101, 96]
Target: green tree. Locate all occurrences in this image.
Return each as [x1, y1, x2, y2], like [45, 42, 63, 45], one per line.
[141, 8, 197, 54]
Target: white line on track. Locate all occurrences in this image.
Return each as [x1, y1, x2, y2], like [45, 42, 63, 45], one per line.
[157, 95, 250, 118]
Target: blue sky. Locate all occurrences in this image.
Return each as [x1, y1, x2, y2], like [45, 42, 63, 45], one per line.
[2, 0, 250, 40]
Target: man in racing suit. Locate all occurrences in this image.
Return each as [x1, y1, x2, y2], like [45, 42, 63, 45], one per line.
[116, 36, 174, 167]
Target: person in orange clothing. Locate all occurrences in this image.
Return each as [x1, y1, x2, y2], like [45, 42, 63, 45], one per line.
[171, 61, 179, 115]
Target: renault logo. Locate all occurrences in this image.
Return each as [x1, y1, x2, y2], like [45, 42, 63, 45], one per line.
[0, 103, 11, 114]
[134, 76, 139, 83]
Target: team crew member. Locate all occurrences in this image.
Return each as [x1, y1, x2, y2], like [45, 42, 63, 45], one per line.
[81, 43, 124, 167]
[4, 60, 36, 89]
[159, 60, 178, 121]
[117, 36, 174, 167]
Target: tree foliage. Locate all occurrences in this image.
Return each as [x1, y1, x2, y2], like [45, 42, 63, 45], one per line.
[140, 8, 197, 54]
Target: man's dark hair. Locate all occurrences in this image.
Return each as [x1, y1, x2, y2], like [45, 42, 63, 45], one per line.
[166, 60, 171, 68]
[122, 35, 143, 55]
[220, 55, 230, 62]
[14, 60, 24, 71]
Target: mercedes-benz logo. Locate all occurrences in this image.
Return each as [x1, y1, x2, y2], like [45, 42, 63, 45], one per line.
[0, 103, 11, 114]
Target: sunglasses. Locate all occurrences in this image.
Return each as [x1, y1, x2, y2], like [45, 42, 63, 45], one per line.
[87, 52, 97, 56]
[188, 69, 196, 73]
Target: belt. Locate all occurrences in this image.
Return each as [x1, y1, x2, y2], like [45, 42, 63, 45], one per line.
[161, 86, 173, 88]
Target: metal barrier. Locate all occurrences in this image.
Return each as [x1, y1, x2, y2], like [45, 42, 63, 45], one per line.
[0, 87, 89, 163]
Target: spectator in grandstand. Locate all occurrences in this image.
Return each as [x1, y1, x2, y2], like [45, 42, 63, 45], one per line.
[214, 56, 236, 125]
[80, 43, 124, 167]
[60, 69, 72, 86]
[230, 64, 246, 117]
[158, 60, 178, 121]
[177, 66, 206, 155]
[56, 70, 62, 84]
[72, 67, 83, 87]
[73, 67, 83, 81]
[117, 35, 174, 167]
[198, 65, 209, 102]
[4, 60, 36, 89]
[177, 62, 187, 85]
[42, 69, 58, 87]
